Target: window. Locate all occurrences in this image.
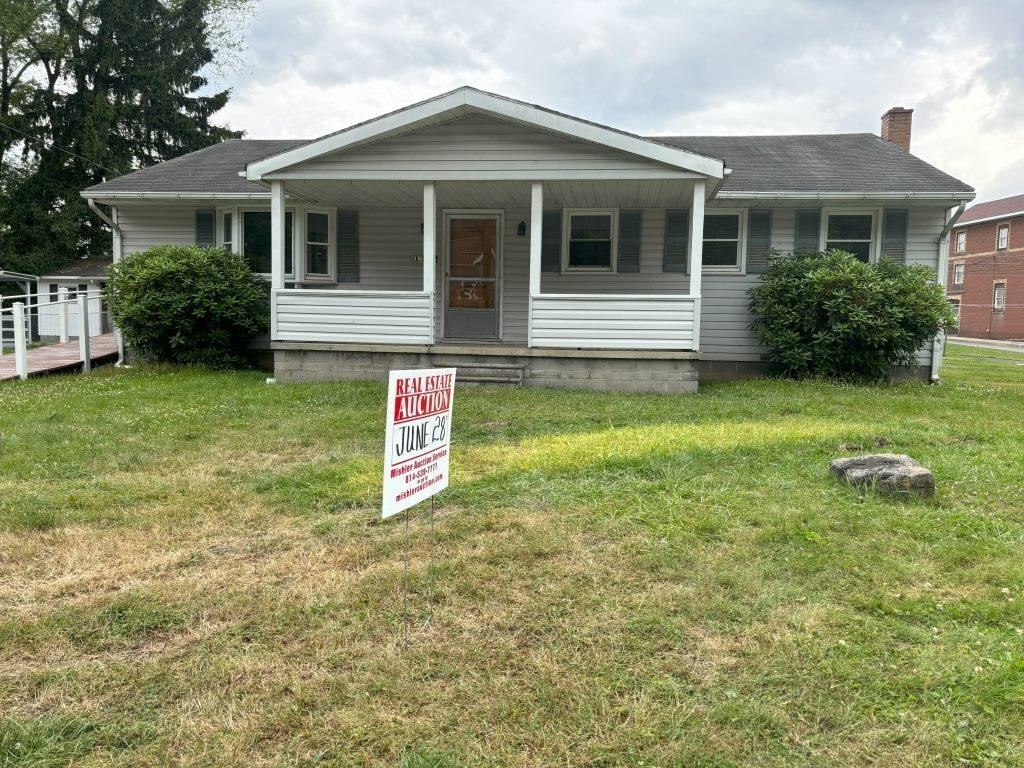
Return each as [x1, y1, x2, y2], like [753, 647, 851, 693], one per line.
[703, 212, 744, 271]
[948, 298, 960, 326]
[953, 262, 965, 285]
[998, 224, 1009, 250]
[49, 284, 58, 302]
[825, 212, 875, 262]
[222, 212, 233, 253]
[956, 231, 966, 254]
[241, 210, 293, 275]
[993, 282, 1006, 311]
[305, 211, 331, 277]
[563, 210, 616, 271]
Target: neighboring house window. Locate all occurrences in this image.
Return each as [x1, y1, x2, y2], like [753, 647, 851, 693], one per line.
[222, 212, 233, 253]
[49, 284, 58, 302]
[948, 298, 960, 326]
[702, 211, 745, 272]
[953, 262, 965, 285]
[305, 211, 331, 278]
[955, 231, 966, 254]
[563, 210, 616, 271]
[824, 212, 876, 262]
[241, 210, 293, 275]
[998, 224, 1009, 250]
[993, 282, 1006, 311]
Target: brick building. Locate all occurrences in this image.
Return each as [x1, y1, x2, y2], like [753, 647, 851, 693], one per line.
[947, 193, 1024, 340]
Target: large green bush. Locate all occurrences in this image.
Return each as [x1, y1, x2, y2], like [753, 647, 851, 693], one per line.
[748, 249, 955, 381]
[107, 245, 268, 367]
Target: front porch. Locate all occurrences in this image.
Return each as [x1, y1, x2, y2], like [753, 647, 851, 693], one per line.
[264, 177, 710, 392]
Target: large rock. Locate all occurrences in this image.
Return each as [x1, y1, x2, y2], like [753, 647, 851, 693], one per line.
[829, 453, 936, 498]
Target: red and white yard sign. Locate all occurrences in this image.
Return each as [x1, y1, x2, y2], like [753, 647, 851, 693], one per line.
[381, 368, 456, 519]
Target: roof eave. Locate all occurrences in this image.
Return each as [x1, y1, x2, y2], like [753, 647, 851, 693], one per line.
[81, 190, 271, 201]
[717, 190, 976, 202]
[957, 209, 1024, 227]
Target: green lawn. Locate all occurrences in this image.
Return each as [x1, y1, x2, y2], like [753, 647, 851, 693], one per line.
[1, 344, 1023, 767]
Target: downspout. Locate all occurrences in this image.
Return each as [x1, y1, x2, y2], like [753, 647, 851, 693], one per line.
[86, 198, 127, 365]
[930, 200, 968, 383]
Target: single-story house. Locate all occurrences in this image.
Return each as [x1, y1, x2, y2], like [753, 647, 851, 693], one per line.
[81, 89, 974, 393]
[36, 257, 112, 340]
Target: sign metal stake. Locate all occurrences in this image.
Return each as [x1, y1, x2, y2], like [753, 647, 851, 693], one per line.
[427, 495, 435, 627]
[402, 509, 411, 646]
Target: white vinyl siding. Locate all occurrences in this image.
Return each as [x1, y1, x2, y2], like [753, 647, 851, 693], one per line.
[275, 290, 432, 344]
[282, 114, 688, 179]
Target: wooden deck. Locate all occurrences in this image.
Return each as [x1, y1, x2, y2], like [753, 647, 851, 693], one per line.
[0, 333, 118, 381]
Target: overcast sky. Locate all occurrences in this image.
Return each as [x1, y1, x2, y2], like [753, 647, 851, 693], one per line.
[214, 0, 1024, 203]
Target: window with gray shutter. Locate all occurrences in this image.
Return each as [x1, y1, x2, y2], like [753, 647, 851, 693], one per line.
[794, 208, 821, 252]
[337, 210, 359, 282]
[195, 209, 215, 247]
[541, 210, 561, 272]
[617, 210, 642, 273]
[663, 209, 689, 273]
[746, 209, 773, 273]
[881, 208, 908, 263]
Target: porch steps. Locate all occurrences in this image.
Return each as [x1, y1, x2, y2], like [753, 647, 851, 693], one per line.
[447, 362, 525, 387]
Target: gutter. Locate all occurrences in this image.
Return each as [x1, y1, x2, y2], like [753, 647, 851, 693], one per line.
[716, 190, 976, 202]
[930, 200, 969, 383]
[80, 190, 272, 201]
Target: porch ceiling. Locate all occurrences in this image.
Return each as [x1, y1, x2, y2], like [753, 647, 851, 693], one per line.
[282, 178, 700, 210]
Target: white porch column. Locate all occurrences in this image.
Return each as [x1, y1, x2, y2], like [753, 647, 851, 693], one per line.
[528, 181, 543, 348]
[13, 302, 28, 380]
[270, 180, 286, 341]
[423, 182, 436, 344]
[688, 179, 706, 352]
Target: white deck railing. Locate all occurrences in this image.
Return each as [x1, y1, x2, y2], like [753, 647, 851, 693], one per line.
[274, 288, 434, 345]
[530, 294, 697, 350]
[1, 290, 106, 379]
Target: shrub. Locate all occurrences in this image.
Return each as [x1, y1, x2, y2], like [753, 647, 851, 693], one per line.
[748, 249, 956, 381]
[107, 245, 268, 367]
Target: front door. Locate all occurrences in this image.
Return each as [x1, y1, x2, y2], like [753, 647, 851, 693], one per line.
[444, 215, 500, 340]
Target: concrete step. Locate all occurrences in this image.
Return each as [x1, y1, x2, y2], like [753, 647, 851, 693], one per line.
[451, 363, 525, 386]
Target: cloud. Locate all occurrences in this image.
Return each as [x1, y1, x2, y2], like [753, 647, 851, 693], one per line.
[213, 0, 1024, 202]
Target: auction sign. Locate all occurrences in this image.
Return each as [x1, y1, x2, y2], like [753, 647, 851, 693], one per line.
[381, 367, 456, 519]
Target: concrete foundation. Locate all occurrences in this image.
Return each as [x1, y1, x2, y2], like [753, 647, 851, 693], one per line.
[273, 342, 700, 394]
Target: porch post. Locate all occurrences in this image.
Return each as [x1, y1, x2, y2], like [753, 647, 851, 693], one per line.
[688, 179, 706, 352]
[528, 181, 543, 348]
[423, 182, 436, 344]
[270, 180, 286, 341]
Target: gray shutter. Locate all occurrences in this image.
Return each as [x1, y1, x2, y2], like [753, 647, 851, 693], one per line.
[617, 210, 642, 273]
[195, 209, 215, 247]
[337, 210, 359, 283]
[663, 209, 689, 273]
[541, 210, 561, 272]
[794, 208, 821, 252]
[746, 209, 773, 273]
[881, 208, 908, 263]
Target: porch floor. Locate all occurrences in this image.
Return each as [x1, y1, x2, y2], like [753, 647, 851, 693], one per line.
[0, 333, 118, 381]
[271, 340, 700, 360]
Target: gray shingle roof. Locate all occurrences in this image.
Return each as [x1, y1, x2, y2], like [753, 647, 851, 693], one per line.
[83, 139, 306, 194]
[652, 133, 973, 195]
[83, 131, 972, 198]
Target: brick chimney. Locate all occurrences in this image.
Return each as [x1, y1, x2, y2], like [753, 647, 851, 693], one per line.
[881, 107, 913, 152]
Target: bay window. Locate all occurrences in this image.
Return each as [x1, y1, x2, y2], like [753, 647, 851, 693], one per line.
[702, 211, 744, 271]
[563, 210, 616, 271]
[824, 211, 876, 263]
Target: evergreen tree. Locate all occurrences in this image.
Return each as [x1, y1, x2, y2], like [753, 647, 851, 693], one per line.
[0, 0, 248, 277]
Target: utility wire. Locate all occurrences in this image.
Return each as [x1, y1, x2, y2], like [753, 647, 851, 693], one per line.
[0, 118, 126, 175]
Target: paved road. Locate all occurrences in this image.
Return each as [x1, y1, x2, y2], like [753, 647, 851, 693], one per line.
[948, 337, 1024, 355]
